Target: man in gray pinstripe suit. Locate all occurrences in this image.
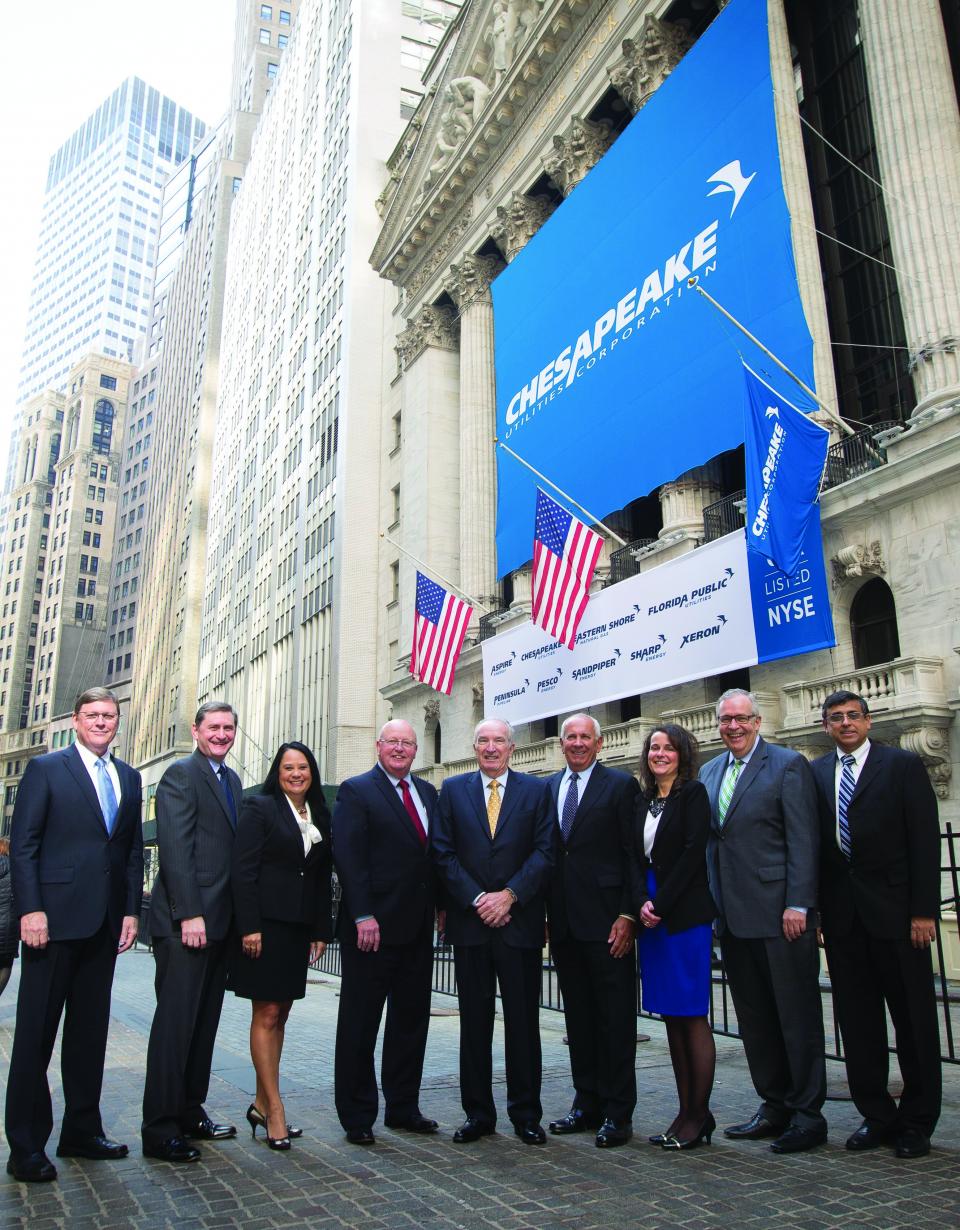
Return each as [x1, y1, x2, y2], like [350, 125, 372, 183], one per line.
[141, 702, 243, 1163]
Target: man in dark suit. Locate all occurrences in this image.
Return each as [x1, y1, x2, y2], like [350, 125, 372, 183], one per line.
[5, 687, 143, 1183]
[699, 688, 826, 1153]
[813, 690, 941, 1159]
[545, 713, 639, 1147]
[433, 718, 553, 1145]
[332, 719, 440, 1144]
[141, 701, 242, 1163]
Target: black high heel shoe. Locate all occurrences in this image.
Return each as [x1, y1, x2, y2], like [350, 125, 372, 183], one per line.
[648, 1132, 669, 1145]
[246, 1103, 302, 1140]
[662, 1113, 716, 1151]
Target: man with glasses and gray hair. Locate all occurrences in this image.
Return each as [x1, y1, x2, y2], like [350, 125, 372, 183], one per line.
[332, 719, 440, 1145]
[699, 688, 826, 1153]
[812, 690, 940, 1158]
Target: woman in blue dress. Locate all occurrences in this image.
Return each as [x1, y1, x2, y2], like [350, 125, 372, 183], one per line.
[635, 723, 717, 1150]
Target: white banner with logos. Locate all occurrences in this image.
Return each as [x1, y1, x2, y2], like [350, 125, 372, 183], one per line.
[482, 533, 756, 725]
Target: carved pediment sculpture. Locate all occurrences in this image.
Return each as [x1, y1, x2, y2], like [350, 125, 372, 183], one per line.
[830, 542, 886, 589]
[423, 75, 492, 193]
[542, 113, 614, 198]
[900, 726, 952, 799]
[395, 303, 460, 370]
[608, 15, 692, 114]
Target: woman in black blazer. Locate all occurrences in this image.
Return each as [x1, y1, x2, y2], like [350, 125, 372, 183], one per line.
[634, 723, 717, 1150]
[231, 741, 334, 1150]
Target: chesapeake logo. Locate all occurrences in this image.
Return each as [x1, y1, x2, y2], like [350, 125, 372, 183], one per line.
[503, 158, 757, 437]
[536, 666, 563, 693]
[750, 404, 785, 543]
[493, 679, 530, 706]
[521, 642, 561, 663]
[680, 614, 727, 648]
[647, 567, 734, 615]
[572, 647, 621, 681]
[630, 634, 667, 663]
[490, 650, 517, 677]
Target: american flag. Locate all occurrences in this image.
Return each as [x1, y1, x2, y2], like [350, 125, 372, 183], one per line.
[410, 571, 473, 695]
[532, 488, 603, 649]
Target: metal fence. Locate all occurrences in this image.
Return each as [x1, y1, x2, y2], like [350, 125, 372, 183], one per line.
[313, 824, 960, 1067]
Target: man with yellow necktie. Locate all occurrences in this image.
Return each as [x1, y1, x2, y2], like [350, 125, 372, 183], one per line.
[433, 719, 553, 1146]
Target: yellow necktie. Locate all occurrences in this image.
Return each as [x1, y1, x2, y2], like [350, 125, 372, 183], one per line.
[486, 779, 501, 838]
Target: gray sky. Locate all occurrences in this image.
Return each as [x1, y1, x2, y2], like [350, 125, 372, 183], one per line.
[1, 0, 236, 457]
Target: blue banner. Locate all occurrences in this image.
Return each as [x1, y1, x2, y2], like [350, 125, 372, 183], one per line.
[748, 512, 835, 664]
[493, 0, 814, 576]
[743, 363, 829, 576]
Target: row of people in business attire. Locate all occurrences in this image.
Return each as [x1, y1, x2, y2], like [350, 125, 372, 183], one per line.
[2, 684, 941, 1182]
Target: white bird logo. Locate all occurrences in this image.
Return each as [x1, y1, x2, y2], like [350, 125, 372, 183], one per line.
[707, 160, 756, 216]
[765, 404, 780, 419]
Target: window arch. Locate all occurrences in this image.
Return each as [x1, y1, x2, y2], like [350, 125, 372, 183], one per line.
[850, 577, 900, 667]
[433, 722, 442, 765]
[93, 398, 115, 454]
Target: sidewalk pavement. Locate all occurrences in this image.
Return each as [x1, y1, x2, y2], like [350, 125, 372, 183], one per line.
[0, 946, 957, 1230]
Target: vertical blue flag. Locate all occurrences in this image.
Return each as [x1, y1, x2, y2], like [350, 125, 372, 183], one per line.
[743, 363, 829, 577]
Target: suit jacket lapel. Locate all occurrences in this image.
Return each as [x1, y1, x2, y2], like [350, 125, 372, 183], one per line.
[721, 740, 766, 826]
[849, 743, 883, 807]
[814, 755, 837, 819]
[197, 751, 235, 829]
[567, 763, 604, 842]
[372, 766, 426, 848]
[65, 745, 108, 831]
[650, 789, 679, 857]
[273, 792, 305, 857]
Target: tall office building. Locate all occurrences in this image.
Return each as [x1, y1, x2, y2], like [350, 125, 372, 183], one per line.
[127, 1, 301, 793]
[192, 0, 461, 785]
[5, 80, 206, 493]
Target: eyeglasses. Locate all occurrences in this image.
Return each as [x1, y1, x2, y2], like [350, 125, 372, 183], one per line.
[76, 710, 119, 723]
[379, 738, 416, 750]
[718, 714, 757, 727]
[825, 711, 867, 724]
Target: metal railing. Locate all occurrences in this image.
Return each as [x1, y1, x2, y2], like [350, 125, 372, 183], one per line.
[702, 489, 745, 542]
[605, 539, 655, 586]
[477, 608, 507, 642]
[313, 824, 960, 1066]
[822, 421, 895, 491]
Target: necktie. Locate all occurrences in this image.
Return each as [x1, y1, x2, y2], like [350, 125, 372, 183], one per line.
[398, 779, 427, 846]
[96, 756, 119, 835]
[717, 759, 743, 826]
[837, 753, 855, 859]
[486, 779, 501, 839]
[560, 772, 579, 841]
[217, 764, 237, 829]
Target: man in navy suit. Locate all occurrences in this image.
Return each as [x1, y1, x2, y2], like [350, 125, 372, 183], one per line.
[545, 714, 639, 1147]
[332, 719, 440, 1144]
[433, 718, 553, 1145]
[813, 690, 941, 1159]
[5, 687, 143, 1183]
[141, 702, 242, 1163]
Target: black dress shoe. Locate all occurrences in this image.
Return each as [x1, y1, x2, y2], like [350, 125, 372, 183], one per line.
[548, 1109, 599, 1135]
[384, 1112, 439, 1134]
[514, 1121, 547, 1145]
[181, 1116, 237, 1140]
[142, 1137, 202, 1163]
[596, 1119, 633, 1148]
[846, 1121, 895, 1151]
[724, 1110, 786, 1140]
[345, 1127, 375, 1145]
[6, 1152, 57, 1182]
[894, 1128, 931, 1159]
[453, 1118, 495, 1144]
[56, 1134, 129, 1160]
[770, 1124, 827, 1154]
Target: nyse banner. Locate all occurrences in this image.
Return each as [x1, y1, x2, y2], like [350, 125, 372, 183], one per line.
[481, 530, 834, 726]
[493, 0, 814, 576]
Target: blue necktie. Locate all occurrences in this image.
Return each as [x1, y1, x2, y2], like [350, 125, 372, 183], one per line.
[218, 764, 237, 830]
[96, 756, 119, 835]
[837, 754, 855, 860]
[560, 772, 579, 841]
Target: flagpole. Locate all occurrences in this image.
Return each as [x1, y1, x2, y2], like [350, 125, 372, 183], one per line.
[687, 277, 854, 437]
[494, 440, 629, 547]
[380, 533, 491, 615]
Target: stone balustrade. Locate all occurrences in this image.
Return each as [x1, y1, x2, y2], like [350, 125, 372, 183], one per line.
[781, 656, 947, 731]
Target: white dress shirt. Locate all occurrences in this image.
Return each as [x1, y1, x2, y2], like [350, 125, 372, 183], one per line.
[556, 760, 596, 829]
[75, 740, 121, 808]
[833, 738, 871, 849]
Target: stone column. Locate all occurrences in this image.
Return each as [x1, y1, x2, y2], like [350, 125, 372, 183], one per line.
[449, 253, 505, 616]
[858, 0, 960, 415]
[658, 462, 723, 539]
[768, 0, 840, 422]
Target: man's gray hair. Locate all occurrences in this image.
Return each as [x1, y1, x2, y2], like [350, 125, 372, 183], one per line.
[715, 688, 760, 721]
[473, 718, 515, 743]
[195, 700, 238, 725]
[713, 693, 763, 718]
[560, 713, 601, 739]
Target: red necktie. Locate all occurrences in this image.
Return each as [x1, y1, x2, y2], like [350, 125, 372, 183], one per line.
[398, 779, 427, 846]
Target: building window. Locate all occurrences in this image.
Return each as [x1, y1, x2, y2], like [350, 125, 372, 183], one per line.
[850, 577, 900, 668]
[266, 62, 279, 79]
[260, 2, 272, 16]
[259, 27, 271, 44]
[278, 33, 288, 47]
[99, 374, 117, 390]
[279, 8, 290, 23]
[93, 398, 115, 454]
